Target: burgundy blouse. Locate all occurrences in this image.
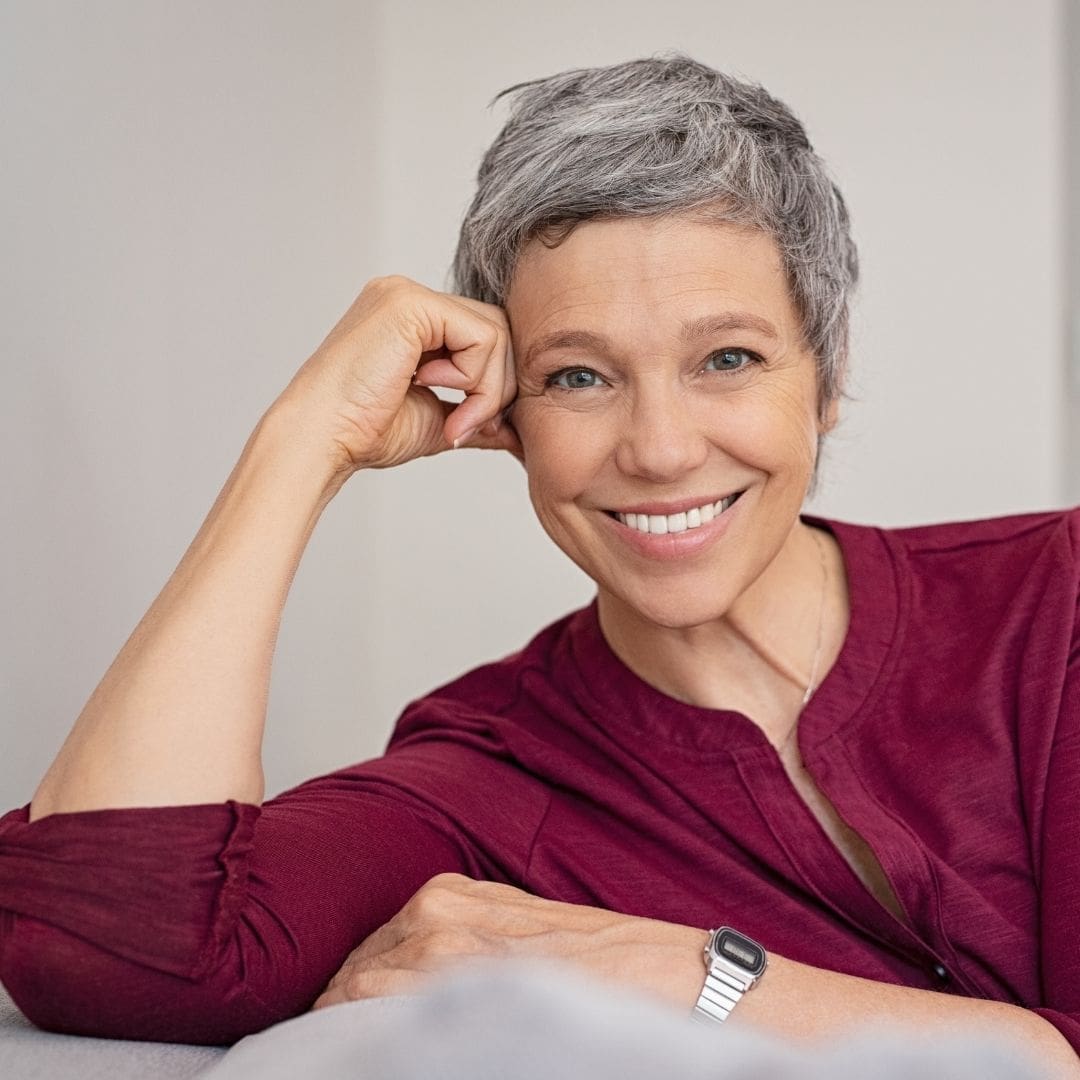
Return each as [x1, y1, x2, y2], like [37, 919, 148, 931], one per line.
[1, 509, 1078, 1051]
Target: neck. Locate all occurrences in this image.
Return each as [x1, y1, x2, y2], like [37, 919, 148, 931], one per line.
[596, 521, 848, 731]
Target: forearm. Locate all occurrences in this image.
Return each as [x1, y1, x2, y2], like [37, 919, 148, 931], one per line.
[735, 953, 1077, 1071]
[655, 927, 1078, 1074]
[30, 397, 348, 818]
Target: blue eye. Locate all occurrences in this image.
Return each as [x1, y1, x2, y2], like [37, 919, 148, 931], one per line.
[704, 348, 757, 373]
[548, 368, 606, 390]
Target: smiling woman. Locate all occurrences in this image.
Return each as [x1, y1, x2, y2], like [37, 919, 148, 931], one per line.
[0, 54, 1077, 1074]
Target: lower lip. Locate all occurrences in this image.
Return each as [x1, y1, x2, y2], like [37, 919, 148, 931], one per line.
[600, 495, 743, 561]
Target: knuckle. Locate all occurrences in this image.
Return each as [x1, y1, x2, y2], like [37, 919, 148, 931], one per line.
[367, 273, 413, 293]
[456, 294, 510, 328]
[428, 870, 472, 891]
[419, 925, 469, 957]
[408, 873, 469, 918]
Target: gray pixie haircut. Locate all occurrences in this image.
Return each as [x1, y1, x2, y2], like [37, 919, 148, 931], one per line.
[451, 53, 859, 412]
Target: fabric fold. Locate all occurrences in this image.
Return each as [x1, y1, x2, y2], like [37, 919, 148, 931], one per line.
[0, 802, 259, 979]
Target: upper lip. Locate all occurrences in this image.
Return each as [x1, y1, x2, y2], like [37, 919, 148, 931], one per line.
[608, 491, 742, 516]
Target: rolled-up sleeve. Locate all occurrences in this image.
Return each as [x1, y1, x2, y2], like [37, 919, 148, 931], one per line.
[0, 765, 478, 1044]
[0, 802, 257, 979]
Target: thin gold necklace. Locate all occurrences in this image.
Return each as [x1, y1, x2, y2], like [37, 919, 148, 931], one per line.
[802, 527, 829, 705]
[780, 527, 828, 752]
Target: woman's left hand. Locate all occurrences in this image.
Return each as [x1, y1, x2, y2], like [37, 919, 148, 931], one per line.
[311, 873, 708, 1011]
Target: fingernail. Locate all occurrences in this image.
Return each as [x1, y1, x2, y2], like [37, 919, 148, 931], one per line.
[453, 426, 478, 449]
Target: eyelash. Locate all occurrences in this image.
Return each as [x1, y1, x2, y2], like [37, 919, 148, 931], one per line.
[544, 348, 762, 390]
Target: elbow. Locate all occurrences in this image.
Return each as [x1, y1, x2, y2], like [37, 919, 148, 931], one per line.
[1, 914, 279, 1045]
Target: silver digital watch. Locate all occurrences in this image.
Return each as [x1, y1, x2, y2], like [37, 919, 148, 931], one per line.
[691, 926, 768, 1025]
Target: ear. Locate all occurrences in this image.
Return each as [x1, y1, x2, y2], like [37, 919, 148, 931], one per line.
[819, 395, 840, 435]
[466, 414, 526, 464]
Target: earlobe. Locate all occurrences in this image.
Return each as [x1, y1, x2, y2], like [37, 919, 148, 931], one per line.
[820, 396, 840, 434]
[503, 423, 527, 467]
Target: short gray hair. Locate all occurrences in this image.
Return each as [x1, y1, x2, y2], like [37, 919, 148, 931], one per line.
[451, 54, 859, 413]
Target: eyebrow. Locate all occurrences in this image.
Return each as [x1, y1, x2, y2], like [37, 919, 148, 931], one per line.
[522, 312, 781, 367]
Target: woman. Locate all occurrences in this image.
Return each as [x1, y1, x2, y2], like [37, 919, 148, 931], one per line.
[1, 55, 1077, 1069]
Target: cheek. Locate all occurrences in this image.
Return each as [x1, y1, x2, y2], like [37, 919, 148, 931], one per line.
[515, 404, 613, 499]
[711, 385, 819, 472]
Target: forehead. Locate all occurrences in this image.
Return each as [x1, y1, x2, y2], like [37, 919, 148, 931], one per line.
[506, 215, 799, 356]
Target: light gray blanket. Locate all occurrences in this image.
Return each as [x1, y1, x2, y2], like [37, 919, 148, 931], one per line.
[212, 959, 1047, 1080]
[2, 960, 1049, 1079]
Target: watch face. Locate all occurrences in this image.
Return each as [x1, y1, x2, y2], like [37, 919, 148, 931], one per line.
[715, 929, 767, 977]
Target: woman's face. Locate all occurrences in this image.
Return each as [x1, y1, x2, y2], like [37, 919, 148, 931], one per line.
[506, 214, 836, 630]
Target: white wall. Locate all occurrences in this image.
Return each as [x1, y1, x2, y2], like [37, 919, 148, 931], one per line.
[0, 0, 1070, 807]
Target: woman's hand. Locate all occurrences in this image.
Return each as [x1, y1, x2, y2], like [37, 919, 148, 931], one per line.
[276, 276, 521, 476]
[311, 873, 708, 1011]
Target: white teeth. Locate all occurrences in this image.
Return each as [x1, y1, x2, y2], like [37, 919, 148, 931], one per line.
[616, 493, 740, 534]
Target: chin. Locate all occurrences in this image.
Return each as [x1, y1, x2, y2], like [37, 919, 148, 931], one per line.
[603, 581, 735, 631]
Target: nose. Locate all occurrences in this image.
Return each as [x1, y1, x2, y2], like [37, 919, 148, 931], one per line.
[614, 383, 709, 483]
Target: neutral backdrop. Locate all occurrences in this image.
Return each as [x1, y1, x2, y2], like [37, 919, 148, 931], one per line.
[1, 0, 1076, 807]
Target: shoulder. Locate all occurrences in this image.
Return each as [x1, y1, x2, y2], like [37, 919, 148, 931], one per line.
[386, 605, 588, 751]
[812, 507, 1080, 688]
[820, 505, 1080, 592]
[880, 505, 1080, 557]
[882, 506, 1080, 613]
[819, 504, 1078, 555]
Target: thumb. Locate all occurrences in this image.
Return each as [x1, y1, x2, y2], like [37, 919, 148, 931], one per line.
[456, 414, 524, 461]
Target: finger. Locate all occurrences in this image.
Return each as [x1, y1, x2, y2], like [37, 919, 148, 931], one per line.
[455, 410, 524, 458]
[443, 342, 514, 447]
[501, 335, 518, 411]
[311, 966, 424, 1010]
[413, 357, 471, 390]
[436, 305, 512, 446]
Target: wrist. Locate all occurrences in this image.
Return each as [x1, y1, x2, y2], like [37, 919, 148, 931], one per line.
[692, 926, 768, 1026]
[256, 392, 357, 502]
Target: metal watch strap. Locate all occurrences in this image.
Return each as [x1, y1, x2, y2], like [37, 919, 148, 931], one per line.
[692, 927, 767, 1026]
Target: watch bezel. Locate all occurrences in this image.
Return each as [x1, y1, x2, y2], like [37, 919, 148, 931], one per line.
[706, 926, 768, 981]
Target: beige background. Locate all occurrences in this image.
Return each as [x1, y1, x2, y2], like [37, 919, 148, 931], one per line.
[0, 0, 1074, 806]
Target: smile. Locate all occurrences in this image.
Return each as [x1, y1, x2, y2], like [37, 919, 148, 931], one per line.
[611, 492, 743, 536]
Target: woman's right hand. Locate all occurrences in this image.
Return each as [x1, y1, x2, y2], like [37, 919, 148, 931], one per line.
[276, 276, 521, 477]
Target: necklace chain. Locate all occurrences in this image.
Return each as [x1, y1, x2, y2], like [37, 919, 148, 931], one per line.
[802, 528, 828, 705]
[780, 527, 829, 751]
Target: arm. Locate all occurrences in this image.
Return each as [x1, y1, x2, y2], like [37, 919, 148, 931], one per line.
[315, 875, 1080, 1073]
[732, 952, 1079, 1071]
[29, 276, 517, 819]
[29, 402, 344, 815]
[0, 778, 474, 1042]
[1, 277, 519, 1040]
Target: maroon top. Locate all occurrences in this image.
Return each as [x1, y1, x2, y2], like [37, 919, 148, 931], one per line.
[1, 510, 1078, 1050]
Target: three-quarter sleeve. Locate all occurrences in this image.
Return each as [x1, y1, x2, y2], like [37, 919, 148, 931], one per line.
[0, 765, 479, 1044]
